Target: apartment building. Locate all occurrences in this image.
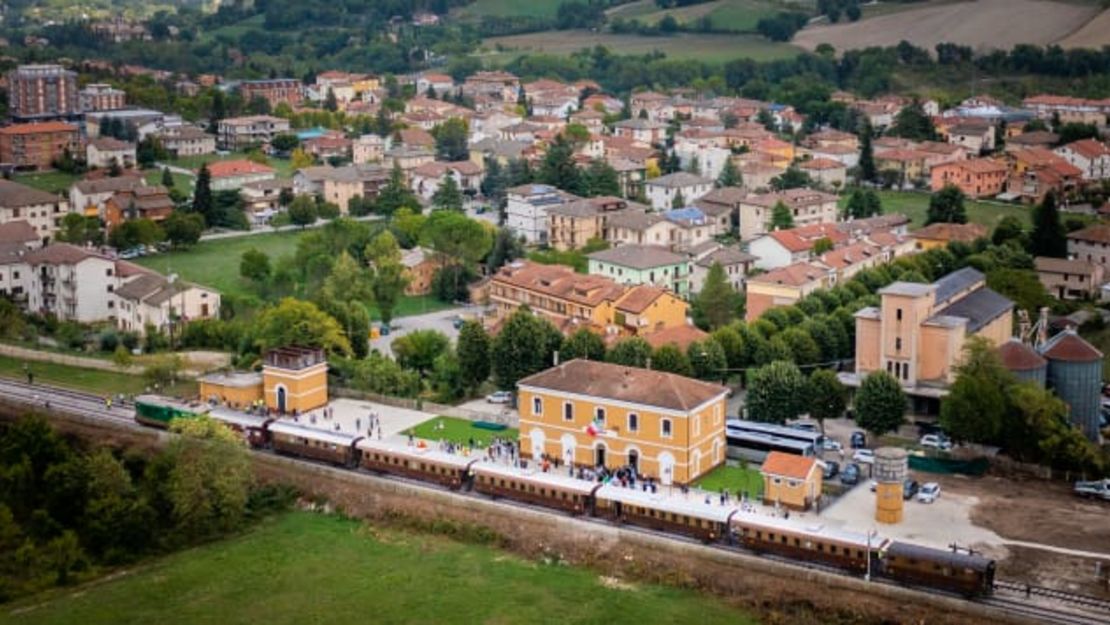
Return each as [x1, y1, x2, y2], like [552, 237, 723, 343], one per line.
[644, 172, 713, 211]
[547, 196, 641, 251]
[1067, 224, 1110, 276]
[115, 272, 220, 335]
[217, 115, 291, 150]
[1034, 256, 1105, 300]
[6, 64, 79, 121]
[0, 121, 80, 170]
[744, 262, 832, 321]
[586, 245, 692, 297]
[517, 359, 729, 485]
[86, 137, 136, 169]
[0, 179, 72, 242]
[505, 184, 574, 245]
[79, 83, 127, 112]
[207, 160, 276, 192]
[929, 158, 1008, 198]
[155, 126, 216, 157]
[238, 79, 302, 109]
[736, 188, 839, 241]
[292, 165, 390, 213]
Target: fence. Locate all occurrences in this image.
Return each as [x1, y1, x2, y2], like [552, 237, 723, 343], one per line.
[330, 387, 519, 427]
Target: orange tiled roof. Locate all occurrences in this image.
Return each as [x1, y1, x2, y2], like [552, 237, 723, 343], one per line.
[761, 451, 817, 480]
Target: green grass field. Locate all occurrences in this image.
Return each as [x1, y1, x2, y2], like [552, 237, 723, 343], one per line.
[0, 512, 759, 625]
[841, 190, 1032, 230]
[484, 30, 801, 63]
[134, 230, 307, 295]
[455, 0, 562, 19]
[693, 462, 764, 499]
[0, 355, 196, 397]
[618, 0, 784, 32]
[406, 415, 519, 447]
[13, 171, 79, 195]
[143, 168, 195, 193]
[165, 152, 297, 179]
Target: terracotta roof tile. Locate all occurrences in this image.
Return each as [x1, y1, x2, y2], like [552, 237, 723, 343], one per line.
[518, 359, 727, 412]
[760, 451, 817, 480]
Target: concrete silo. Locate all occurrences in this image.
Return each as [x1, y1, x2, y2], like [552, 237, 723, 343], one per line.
[998, 338, 1047, 387]
[874, 447, 908, 524]
[1040, 330, 1104, 442]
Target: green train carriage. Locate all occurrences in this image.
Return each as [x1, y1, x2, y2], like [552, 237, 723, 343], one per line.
[134, 395, 210, 428]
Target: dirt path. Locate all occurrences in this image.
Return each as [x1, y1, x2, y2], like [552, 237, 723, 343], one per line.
[793, 0, 1100, 53]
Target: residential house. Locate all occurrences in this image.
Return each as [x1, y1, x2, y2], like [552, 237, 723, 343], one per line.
[1006, 157, 1083, 204]
[848, 268, 1013, 398]
[237, 79, 302, 109]
[815, 241, 884, 282]
[947, 121, 995, 154]
[0, 121, 79, 170]
[114, 272, 221, 335]
[410, 160, 484, 202]
[805, 143, 859, 169]
[1023, 95, 1108, 126]
[1067, 224, 1110, 275]
[217, 115, 291, 150]
[582, 93, 624, 114]
[693, 187, 745, 235]
[240, 179, 292, 216]
[875, 148, 931, 187]
[0, 180, 71, 242]
[416, 72, 454, 97]
[930, 158, 1008, 198]
[1034, 256, 1105, 300]
[689, 244, 756, 294]
[760, 452, 822, 511]
[910, 222, 988, 250]
[736, 188, 839, 241]
[640, 324, 710, 352]
[1055, 139, 1110, 181]
[461, 71, 520, 102]
[738, 163, 784, 191]
[352, 134, 385, 164]
[612, 119, 667, 147]
[400, 247, 438, 296]
[803, 129, 859, 152]
[644, 172, 713, 211]
[85, 137, 136, 169]
[607, 209, 675, 249]
[547, 196, 642, 251]
[517, 359, 728, 484]
[19, 244, 120, 322]
[385, 145, 435, 172]
[104, 186, 174, 230]
[505, 183, 573, 245]
[1005, 130, 1059, 152]
[798, 158, 847, 188]
[745, 262, 832, 321]
[488, 260, 688, 338]
[469, 138, 530, 167]
[292, 165, 389, 213]
[207, 160, 276, 192]
[79, 83, 126, 112]
[587, 245, 693, 297]
[303, 134, 353, 162]
[69, 175, 146, 219]
[662, 206, 721, 250]
[155, 126, 215, 157]
[749, 223, 849, 270]
[609, 157, 647, 200]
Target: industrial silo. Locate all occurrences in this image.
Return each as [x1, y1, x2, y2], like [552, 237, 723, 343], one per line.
[998, 338, 1047, 387]
[874, 447, 908, 525]
[1040, 330, 1104, 442]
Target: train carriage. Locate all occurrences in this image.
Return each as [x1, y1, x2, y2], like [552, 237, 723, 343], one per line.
[731, 514, 884, 573]
[209, 407, 273, 448]
[357, 439, 477, 490]
[882, 541, 995, 597]
[134, 395, 209, 428]
[471, 462, 601, 515]
[267, 421, 363, 468]
[594, 485, 737, 543]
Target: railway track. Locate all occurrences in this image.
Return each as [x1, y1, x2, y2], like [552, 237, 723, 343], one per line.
[2, 378, 1109, 625]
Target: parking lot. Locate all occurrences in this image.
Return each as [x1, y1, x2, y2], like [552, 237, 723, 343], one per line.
[369, 305, 477, 356]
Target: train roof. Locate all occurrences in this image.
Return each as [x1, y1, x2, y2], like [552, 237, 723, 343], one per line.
[135, 394, 209, 413]
[596, 484, 738, 523]
[355, 438, 476, 468]
[208, 407, 270, 429]
[733, 513, 886, 548]
[267, 421, 362, 447]
[885, 541, 995, 571]
[471, 461, 600, 494]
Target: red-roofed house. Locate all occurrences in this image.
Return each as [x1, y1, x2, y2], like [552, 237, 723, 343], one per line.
[749, 223, 849, 270]
[745, 262, 832, 321]
[206, 159, 276, 191]
[798, 157, 847, 188]
[760, 451, 822, 511]
[0, 121, 79, 170]
[1055, 139, 1110, 181]
[930, 158, 1008, 198]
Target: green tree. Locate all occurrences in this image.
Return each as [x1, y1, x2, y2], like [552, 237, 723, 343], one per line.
[671, 188, 686, 209]
[584, 159, 621, 197]
[390, 207, 427, 248]
[844, 189, 882, 219]
[539, 134, 585, 195]
[162, 211, 204, 248]
[607, 336, 653, 368]
[487, 227, 524, 272]
[652, 344, 693, 377]
[692, 263, 741, 330]
[166, 417, 251, 540]
[191, 164, 214, 226]
[161, 167, 174, 188]
[939, 336, 1016, 444]
[992, 215, 1026, 247]
[431, 175, 464, 211]
[254, 298, 351, 357]
[491, 308, 563, 389]
[926, 185, 967, 225]
[812, 237, 834, 255]
[1029, 190, 1067, 258]
[239, 248, 272, 284]
[270, 133, 300, 153]
[745, 361, 808, 424]
[854, 371, 906, 437]
[770, 200, 794, 229]
[288, 194, 318, 227]
[324, 88, 338, 112]
[717, 158, 741, 188]
[457, 321, 492, 391]
[433, 117, 469, 162]
[687, 338, 727, 382]
[108, 219, 165, 250]
[858, 118, 876, 182]
[393, 329, 450, 376]
[888, 100, 936, 141]
[986, 268, 1051, 313]
[807, 369, 846, 433]
[431, 351, 466, 403]
[376, 163, 419, 216]
[421, 210, 493, 292]
[561, 329, 607, 361]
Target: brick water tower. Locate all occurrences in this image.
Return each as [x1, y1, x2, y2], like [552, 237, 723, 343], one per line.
[874, 447, 908, 524]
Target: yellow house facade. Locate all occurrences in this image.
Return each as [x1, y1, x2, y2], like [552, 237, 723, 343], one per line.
[517, 359, 729, 485]
[262, 347, 329, 414]
[198, 371, 264, 409]
[760, 452, 823, 511]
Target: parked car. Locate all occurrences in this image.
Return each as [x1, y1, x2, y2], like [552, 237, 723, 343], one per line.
[788, 421, 818, 433]
[919, 434, 953, 451]
[486, 391, 513, 404]
[902, 479, 920, 500]
[822, 438, 842, 452]
[850, 431, 866, 449]
[822, 461, 839, 479]
[840, 463, 861, 485]
[119, 248, 142, 260]
[1074, 479, 1110, 501]
[852, 449, 875, 464]
[917, 482, 941, 503]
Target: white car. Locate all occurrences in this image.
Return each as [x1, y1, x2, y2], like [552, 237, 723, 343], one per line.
[822, 438, 842, 452]
[917, 482, 941, 503]
[852, 449, 875, 464]
[485, 391, 513, 404]
[920, 434, 953, 451]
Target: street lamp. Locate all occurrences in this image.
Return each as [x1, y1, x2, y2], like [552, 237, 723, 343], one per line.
[866, 527, 877, 582]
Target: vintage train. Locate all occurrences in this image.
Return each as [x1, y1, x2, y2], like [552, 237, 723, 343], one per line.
[134, 399, 996, 598]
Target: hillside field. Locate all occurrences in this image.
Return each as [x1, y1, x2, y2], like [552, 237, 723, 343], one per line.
[484, 30, 802, 63]
[607, 0, 800, 33]
[0, 512, 760, 625]
[793, 0, 1103, 53]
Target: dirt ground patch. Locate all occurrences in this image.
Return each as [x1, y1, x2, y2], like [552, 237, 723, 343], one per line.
[999, 545, 1110, 598]
[1057, 8, 1110, 48]
[793, 0, 1100, 53]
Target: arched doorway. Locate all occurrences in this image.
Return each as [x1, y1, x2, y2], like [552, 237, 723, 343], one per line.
[276, 385, 287, 414]
[627, 448, 639, 472]
[594, 443, 607, 469]
[530, 428, 546, 462]
[658, 452, 675, 486]
[561, 434, 576, 467]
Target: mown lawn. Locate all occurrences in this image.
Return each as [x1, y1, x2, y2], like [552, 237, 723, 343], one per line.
[406, 415, 519, 448]
[694, 462, 764, 499]
[456, 0, 563, 19]
[143, 168, 195, 193]
[839, 190, 1032, 230]
[134, 230, 307, 295]
[13, 171, 79, 195]
[0, 355, 196, 397]
[0, 512, 760, 625]
[484, 31, 801, 64]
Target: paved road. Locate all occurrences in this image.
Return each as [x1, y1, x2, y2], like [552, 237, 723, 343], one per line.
[370, 305, 487, 356]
